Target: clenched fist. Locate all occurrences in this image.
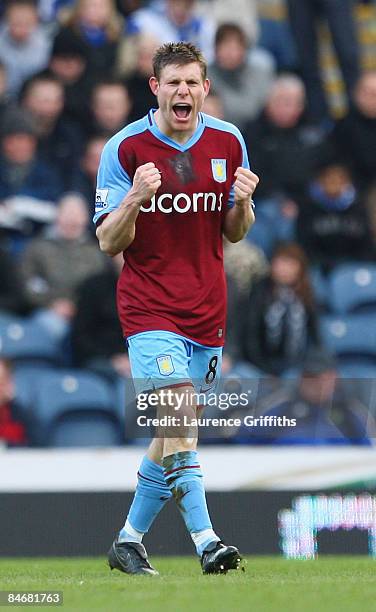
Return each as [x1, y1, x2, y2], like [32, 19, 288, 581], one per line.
[131, 162, 162, 203]
[234, 167, 259, 205]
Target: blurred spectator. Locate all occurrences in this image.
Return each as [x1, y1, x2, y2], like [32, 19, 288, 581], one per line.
[245, 75, 347, 258]
[116, 0, 145, 19]
[0, 106, 62, 247]
[131, 0, 215, 62]
[257, 0, 297, 72]
[0, 106, 61, 203]
[123, 34, 160, 122]
[0, 0, 51, 97]
[365, 184, 376, 251]
[20, 193, 107, 338]
[0, 358, 29, 447]
[296, 157, 373, 271]
[0, 242, 28, 315]
[37, 0, 75, 24]
[0, 61, 11, 120]
[240, 242, 321, 376]
[237, 348, 375, 445]
[72, 253, 131, 380]
[224, 239, 268, 368]
[245, 74, 328, 202]
[87, 80, 132, 137]
[48, 27, 95, 126]
[201, 89, 225, 119]
[334, 71, 376, 190]
[20, 73, 83, 190]
[58, 0, 124, 79]
[70, 134, 107, 211]
[286, 0, 360, 123]
[205, 0, 258, 43]
[208, 23, 275, 130]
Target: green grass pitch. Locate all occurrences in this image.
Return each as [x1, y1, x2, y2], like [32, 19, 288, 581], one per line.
[1, 557, 376, 612]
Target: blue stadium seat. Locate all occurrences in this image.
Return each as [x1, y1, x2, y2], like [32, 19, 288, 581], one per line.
[0, 311, 19, 327]
[32, 370, 121, 446]
[320, 314, 376, 360]
[338, 361, 376, 379]
[114, 376, 145, 442]
[13, 364, 58, 445]
[225, 362, 266, 379]
[337, 361, 376, 415]
[220, 361, 270, 405]
[246, 217, 276, 258]
[49, 412, 122, 447]
[309, 267, 329, 311]
[329, 263, 376, 314]
[0, 317, 62, 364]
[14, 363, 55, 413]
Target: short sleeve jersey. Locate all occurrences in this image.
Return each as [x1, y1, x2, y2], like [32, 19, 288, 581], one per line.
[94, 110, 250, 347]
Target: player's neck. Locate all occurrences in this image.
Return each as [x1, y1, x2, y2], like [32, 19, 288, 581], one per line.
[154, 109, 198, 145]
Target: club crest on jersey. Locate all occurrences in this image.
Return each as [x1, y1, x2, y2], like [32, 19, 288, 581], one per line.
[95, 188, 109, 211]
[211, 159, 227, 183]
[157, 355, 175, 376]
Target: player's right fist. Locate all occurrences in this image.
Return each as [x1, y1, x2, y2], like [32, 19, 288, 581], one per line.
[132, 162, 162, 203]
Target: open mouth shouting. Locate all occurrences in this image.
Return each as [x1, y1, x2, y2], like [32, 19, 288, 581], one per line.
[172, 103, 193, 122]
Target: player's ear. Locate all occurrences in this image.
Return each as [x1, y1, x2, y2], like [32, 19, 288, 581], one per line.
[149, 76, 159, 96]
[203, 78, 210, 97]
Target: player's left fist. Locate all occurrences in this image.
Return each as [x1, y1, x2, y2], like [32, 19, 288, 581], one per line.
[234, 168, 259, 204]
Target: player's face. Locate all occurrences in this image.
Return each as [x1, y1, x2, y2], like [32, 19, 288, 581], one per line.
[150, 62, 210, 139]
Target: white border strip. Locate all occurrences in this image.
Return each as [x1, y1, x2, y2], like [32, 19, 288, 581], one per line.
[1, 447, 376, 492]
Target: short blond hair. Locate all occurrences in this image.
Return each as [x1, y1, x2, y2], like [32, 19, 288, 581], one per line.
[152, 42, 207, 81]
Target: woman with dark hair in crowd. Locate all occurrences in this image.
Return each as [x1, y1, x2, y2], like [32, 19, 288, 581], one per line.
[239, 242, 321, 376]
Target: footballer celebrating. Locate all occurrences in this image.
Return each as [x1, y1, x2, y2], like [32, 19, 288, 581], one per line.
[95, 42, 259, 575]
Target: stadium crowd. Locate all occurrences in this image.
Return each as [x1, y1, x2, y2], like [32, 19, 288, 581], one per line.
[1, 0, 376, 448]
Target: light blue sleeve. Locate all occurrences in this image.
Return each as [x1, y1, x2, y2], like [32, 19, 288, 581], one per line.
[228, 129, 250, 209]
[93, 137, 132, 225]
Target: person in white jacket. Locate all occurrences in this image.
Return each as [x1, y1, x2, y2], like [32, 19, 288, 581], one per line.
[0, 0, 51, 97]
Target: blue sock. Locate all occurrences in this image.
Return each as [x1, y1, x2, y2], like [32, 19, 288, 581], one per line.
[118, 455, 172, 543]
[163, 450, 220, 556]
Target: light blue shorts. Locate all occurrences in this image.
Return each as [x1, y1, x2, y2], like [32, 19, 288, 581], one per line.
[127, 331, 222, 397]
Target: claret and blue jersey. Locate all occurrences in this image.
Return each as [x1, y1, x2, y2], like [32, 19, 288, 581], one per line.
[94, 110, 250, 347]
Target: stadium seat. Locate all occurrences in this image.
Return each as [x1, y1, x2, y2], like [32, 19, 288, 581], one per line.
[328, 263, 376, 314]
[320, 314, 376, 361]
[114, 376, 146, 443]
[337, 361, 376, 415]
[309, 267, 329, 311]
[31, 370, 121, 446]
[246, 216, 276, 258]
[0, 311, 19, 327]
[338, 361, 376, 379]
[49, 412, 122, 447]
[0, 317, 63, 364]
[14, 364, 56, 442]
[14, 363, 56, 407]
[225, 361, 266, 380]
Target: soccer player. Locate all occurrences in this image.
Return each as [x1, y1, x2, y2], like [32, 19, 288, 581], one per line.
[94, 42, 259, 575]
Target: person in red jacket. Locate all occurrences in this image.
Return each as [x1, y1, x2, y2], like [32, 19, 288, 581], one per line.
[0, 358, 27, 447]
